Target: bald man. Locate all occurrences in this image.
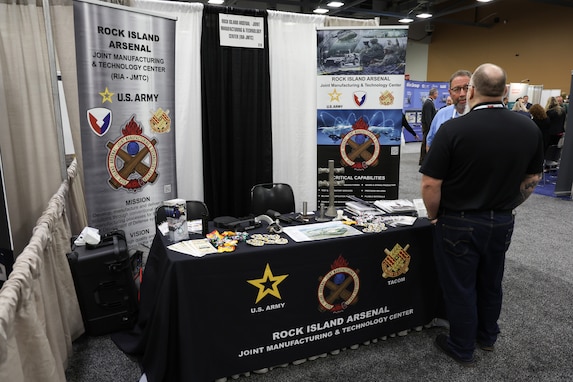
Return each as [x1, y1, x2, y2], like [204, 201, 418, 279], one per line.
[420, 63, 543, 366]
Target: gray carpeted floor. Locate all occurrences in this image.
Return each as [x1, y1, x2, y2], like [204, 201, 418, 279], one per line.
[65, 145, 573, 382]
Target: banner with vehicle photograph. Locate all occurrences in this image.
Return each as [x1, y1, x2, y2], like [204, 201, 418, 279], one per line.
[316, 27, 408, 210]
[74, 0, 177, 248]
[403, 80, 449, 142]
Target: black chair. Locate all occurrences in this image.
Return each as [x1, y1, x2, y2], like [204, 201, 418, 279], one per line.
[185, 200, 209, 222]
[542, 145, 561, 185]
[250, 183, 295, 216]
[155, 204, 168, 226]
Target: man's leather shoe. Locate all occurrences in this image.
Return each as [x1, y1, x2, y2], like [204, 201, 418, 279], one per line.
[434, 334, 476, 367]
[477, 341, 495, 352]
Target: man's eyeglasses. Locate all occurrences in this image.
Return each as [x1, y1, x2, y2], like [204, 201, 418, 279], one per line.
[450, 84, 470, 93]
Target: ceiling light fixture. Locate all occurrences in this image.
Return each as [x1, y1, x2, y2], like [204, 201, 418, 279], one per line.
[399, 1, 433, 23]
[477, 0, 493, 2]
[208, 0, 224, 4]
[415, 0, 433, 18]
[327, 1, 344, 7]
[313, 7, 329, 14]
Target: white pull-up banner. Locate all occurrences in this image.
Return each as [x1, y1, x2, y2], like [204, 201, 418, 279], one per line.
[316, 27, 409, 207]
[74, 0, 177, 248]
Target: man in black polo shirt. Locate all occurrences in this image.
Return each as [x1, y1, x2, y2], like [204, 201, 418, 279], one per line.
[420, 63, 543, 367]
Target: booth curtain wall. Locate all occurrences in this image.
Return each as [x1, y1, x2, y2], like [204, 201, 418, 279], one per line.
[131, 0, 205, 202]
[51, 0, 89, 234]
[201, 5, 273, 218]
[0, 0, 65, 255]
[1, 1, 91, 380]
[267, 11, 325, 213]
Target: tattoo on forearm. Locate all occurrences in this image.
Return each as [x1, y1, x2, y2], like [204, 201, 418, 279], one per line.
[523, 179, 538, 190]
[520, 175, 541, 202]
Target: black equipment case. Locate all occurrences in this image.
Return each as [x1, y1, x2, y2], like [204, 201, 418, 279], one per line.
[67, 230, 138, 336]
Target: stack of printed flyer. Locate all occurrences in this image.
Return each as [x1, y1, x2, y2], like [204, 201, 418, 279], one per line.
[374, 199, 417, 215]
[377, 215, 417, 227]
[344, 201, 383, 217]
[167, 238, 218, 257]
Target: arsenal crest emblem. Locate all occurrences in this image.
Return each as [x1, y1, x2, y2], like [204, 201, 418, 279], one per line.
[339, 117, 381, 170]
[106, 115, 159, 191]
[317, 255, 360, 313]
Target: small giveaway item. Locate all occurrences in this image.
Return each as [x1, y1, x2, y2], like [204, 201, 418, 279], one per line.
[164, 198, 188, 242]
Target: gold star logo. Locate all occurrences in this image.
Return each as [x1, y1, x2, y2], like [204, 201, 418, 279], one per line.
[247, 263, 288, 304]
[329, 88, 342, 102]
[99, 87, 114, 104]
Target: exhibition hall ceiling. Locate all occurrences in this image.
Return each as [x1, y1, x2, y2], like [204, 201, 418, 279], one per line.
[193, 0, 572, 25]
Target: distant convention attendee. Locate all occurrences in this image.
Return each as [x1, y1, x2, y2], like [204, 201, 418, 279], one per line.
[523, 95, 532, 110]
[529, 103, 551, 151]
[440, 96, 453, 109]
[425, 70, 472, 152]
[545, 96, 566, 146]
[419, 87, 438, 164]
[502, 96, 509, 108]
[420, 63, 544, 367]
[556, 94, 568, 113]
[511, 97, 531, 118]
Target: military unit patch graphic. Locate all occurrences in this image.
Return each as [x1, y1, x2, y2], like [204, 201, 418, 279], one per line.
[353, 91, 366, 107]
[87, 107, 112, 136]
[381, 243, 411, 278]
[150, 107, 171, 133]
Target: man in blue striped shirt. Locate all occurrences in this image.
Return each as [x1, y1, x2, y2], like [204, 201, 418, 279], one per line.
[425, 70, 472, 153]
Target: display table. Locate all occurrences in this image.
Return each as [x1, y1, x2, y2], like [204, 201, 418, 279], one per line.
[113, 218, 441, 382]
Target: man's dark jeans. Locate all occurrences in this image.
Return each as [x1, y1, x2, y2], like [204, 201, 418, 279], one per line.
[433, 210, 515, 360]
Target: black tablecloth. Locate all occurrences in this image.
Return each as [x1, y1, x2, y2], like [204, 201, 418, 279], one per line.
[113, 219, 441, 382]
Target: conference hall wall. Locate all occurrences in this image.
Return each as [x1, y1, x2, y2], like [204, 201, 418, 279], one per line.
[426, 0, 573, 93]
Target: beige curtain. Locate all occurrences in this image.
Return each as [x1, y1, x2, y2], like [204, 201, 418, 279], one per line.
[0, 0, 86, 380]
[0, 0, 66, 255]
[0, 159, 85, 381]
[50, 0, 88, 234]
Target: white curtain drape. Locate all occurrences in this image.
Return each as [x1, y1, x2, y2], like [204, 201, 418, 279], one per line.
[0, 1, 90, 381]
[51, 0, 90, 236]
[131, 0, 205, 201]
[267, 11, 325, 212]
[0, 0, 65, 254]
[268, 12, 378, 212]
